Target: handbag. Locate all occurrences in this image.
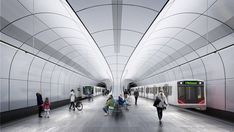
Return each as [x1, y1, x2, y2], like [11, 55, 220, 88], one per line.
[153, 97, 161, 107]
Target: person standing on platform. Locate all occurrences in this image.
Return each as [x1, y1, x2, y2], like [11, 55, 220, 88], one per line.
[36, 92, 43, 118]
[69, 89, 76, 111]
[155, 89, 168, 123]
[134, 89, 139, 105]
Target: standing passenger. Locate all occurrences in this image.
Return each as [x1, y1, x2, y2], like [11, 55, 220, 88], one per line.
[36, 92, 43, 118]
[134, 89, 139, 105]
[69, 89, 76, 111]
[155, 89, 168, 122]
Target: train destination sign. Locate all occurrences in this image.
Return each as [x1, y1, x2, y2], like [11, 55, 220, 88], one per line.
[184, 81, 198, 85]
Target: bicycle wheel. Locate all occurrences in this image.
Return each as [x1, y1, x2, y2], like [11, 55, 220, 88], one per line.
[77, 103, 83, 111]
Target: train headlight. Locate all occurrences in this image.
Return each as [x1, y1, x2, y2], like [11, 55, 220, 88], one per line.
[199, 82, 202, 84]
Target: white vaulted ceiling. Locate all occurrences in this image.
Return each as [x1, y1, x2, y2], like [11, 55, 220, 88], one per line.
[67, 0, 169, 90]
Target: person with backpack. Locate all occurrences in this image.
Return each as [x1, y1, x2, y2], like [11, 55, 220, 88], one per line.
[134, 89, 139, 105]
[42, 97, 51, 118]
[153, 89, 168, 122]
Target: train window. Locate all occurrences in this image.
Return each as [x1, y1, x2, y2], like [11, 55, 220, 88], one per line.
[168, 86, 172, 96]
[153, 87, 156, 95]
[146, 87, 149, 94]
[178, 85, 204, 104]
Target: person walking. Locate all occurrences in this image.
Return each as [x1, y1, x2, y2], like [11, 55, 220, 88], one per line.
[134, 89, 139, 105]
[36, 92, 43, 118]
[42, 97, 51, 118]
[69, 89, 76, 111]
[154, 89, 168, 123]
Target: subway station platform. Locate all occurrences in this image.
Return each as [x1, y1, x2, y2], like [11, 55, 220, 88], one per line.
[1, 96, 233, 132]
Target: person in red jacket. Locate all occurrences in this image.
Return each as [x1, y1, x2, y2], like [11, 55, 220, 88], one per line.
[42, 97, 51, 118]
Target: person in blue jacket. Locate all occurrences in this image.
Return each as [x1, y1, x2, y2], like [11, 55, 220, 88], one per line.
[118, 94, 129, 110]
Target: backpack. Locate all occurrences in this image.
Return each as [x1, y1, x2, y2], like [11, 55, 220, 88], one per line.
[153, 97, 161, 107]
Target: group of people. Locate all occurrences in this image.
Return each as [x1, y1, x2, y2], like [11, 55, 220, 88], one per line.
[36, 88, 167, 122]
[102, 94, 130, 116]
[36, 92, 51, 118]
[102, 89, 168, 122]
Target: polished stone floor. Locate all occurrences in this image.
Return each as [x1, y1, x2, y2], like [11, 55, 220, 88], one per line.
[1, 96, 234, 132]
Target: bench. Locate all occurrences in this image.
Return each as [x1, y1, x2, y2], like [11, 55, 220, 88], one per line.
[108, 101, 126, 116]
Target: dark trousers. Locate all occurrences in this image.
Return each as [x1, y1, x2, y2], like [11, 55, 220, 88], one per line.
[103, 106, 108, 113]
[69, 102, 75, 110]
[38, 106, 43, 117]
[156, 107, 163, 120]
[135, 96, 138, 105]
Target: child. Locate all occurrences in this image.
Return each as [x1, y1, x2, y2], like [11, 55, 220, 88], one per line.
[42, 97, 51, 118]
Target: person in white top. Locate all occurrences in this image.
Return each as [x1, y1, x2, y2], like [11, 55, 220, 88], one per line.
[155, 89, 168, 122]
[69, 89, 76, 111]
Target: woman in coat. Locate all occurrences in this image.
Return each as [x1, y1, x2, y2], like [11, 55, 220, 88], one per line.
[156, 89, 168, 122]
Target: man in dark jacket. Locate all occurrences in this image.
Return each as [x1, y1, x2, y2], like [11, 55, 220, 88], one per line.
[36, 92, 43, 118]
[134, 89, 139, 105]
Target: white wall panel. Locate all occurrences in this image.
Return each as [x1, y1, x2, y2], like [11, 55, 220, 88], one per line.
[28, 58, 46, 81]
[27, 81, 40, 106]
[51, 66, 61, 83]
[10, 80, 27, 110]
[174, 67, 184, 80]
[57, 84, 64, 101]
[202, 53, 225, 80]
[41, 82, 50, 101]
[196, 44, 215, 56]
[41, 63, 54, 83]
[190, 60, 206, 80]
[206, 79, 225, 110]
[219, 46, 234, 78]
[212, 33, 234, 50]
[180, 64, 193, 79]
[0, 44, 16, 78]
[0, 79, 9, 112]
[226, 78, 234, 112]
[168, 70, 176, 81]
[11, 51, 33, 80]
[50, 83, 58, 102]
[184, 52, 198, 61]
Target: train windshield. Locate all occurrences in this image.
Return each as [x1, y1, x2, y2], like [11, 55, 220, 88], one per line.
[178, 81, 204, 104]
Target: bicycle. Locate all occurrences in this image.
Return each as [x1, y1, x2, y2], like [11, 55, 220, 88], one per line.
[75, 100, 83, 111]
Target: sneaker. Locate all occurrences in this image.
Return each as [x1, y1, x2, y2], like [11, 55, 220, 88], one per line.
[104, 113, 108, 116]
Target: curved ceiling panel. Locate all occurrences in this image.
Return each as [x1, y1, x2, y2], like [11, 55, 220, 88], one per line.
[124, 0, 234, 85]
[68, 0, 169, 95]
[1, 0, 112, 83]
